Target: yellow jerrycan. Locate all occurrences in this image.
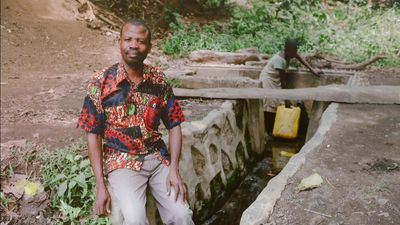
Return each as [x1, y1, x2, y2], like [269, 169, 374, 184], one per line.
[272, 105, 301, 139]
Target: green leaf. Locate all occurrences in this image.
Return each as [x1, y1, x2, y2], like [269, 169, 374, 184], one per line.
[57, 180, 68, 197]
[68, 180, 76, 190]
[73, 173, 86, 188]
[66, 154, 74, 162]
[70, 165, 79, 172]
[50, 174, 66, 184]
[60, 200, 81, 220]
[79, 159, 90, 168]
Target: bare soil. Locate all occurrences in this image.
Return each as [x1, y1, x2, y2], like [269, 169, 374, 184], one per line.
[1, 0, 119, 148]
[268, 104, 400, 225]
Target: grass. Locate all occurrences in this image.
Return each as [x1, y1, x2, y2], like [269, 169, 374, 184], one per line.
[161, 0, 400, 67]
[367, 180, 389, 194]
[38, 141, 109, 225]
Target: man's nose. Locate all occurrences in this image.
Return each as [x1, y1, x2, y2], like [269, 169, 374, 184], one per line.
[129, 40, 139, 49]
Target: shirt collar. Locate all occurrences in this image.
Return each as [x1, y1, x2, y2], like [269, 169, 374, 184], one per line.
[116, 63, 152, 85]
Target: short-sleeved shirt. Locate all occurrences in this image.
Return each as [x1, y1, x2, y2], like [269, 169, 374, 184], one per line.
[77, 63, 185, 174]
[259, 53, 288, 112]
[259, 53, 288, 89]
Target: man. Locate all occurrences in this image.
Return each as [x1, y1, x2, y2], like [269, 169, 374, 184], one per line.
[259, 39, 322, 134]
[77, 19, 194, 225]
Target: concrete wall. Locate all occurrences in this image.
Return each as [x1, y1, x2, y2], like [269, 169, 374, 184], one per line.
[179, 100, 265, 221]
[166, 66, 351, 94]
[146, 99, 265, 224]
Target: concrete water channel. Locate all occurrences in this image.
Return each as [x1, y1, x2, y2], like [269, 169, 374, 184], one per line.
[147, 65, 361, 224]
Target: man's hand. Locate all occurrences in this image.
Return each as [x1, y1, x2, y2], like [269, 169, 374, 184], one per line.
[166, 169, 187, 203]
[93, 183, 111, 216]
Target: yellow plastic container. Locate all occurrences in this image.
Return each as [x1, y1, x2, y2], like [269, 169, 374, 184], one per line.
[272, 105, 301, 139]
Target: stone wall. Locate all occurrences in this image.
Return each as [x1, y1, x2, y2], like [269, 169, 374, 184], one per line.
[178, 99, 265, 222]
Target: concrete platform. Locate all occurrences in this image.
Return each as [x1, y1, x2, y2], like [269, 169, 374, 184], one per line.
[174, 85, 400, 104]
[241, 104, 400, 225]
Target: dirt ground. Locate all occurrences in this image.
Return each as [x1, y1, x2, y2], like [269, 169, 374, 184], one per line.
[268, 104, 400, 225]
[0, 0, 121, 148]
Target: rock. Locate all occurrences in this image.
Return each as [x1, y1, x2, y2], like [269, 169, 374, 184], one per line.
[189, 50, 260, 65]
[378, 212, 389, 217]
[377, 198, 388, 206]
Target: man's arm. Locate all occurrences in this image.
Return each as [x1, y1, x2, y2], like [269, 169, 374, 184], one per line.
[87, 133, 111, 215]
[166, 125, 187, 203]
[295, 53, 322, 77]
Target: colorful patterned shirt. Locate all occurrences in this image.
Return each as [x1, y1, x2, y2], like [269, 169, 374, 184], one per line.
[77, 63, 185, 174]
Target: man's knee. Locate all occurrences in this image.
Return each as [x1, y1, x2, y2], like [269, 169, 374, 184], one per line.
[165, 206, 194, 225]
[123, 207, 149, 225]
[122, 209, 148, 225]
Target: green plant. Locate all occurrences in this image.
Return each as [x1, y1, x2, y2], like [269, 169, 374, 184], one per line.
[0, 192, 11, 209]
[164, 76, 182, 88]
[206, 0, 226, 8]
[39, 141, 109, 224]
[4, 163, 14, 177]
[367, 181, 388, 193]
[161, 0, 400, 67]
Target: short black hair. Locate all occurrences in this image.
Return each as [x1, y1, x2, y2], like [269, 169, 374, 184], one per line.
[120, 18, 152, 43]
[284, 39, 298, 50]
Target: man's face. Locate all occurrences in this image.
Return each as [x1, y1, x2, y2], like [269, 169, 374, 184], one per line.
[119, 24, 151, 68]
[285, 46, 297, 59]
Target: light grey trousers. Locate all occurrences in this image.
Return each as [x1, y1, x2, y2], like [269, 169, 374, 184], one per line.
[107, 155, 195, 225]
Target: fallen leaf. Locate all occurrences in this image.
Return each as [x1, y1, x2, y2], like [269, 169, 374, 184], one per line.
[24, 182, 41, 196]
[2, 174, 28, 199]
[297, 173, 323, 191]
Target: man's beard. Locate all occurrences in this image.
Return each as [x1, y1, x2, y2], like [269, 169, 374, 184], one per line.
[124, 56, 146, 69]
